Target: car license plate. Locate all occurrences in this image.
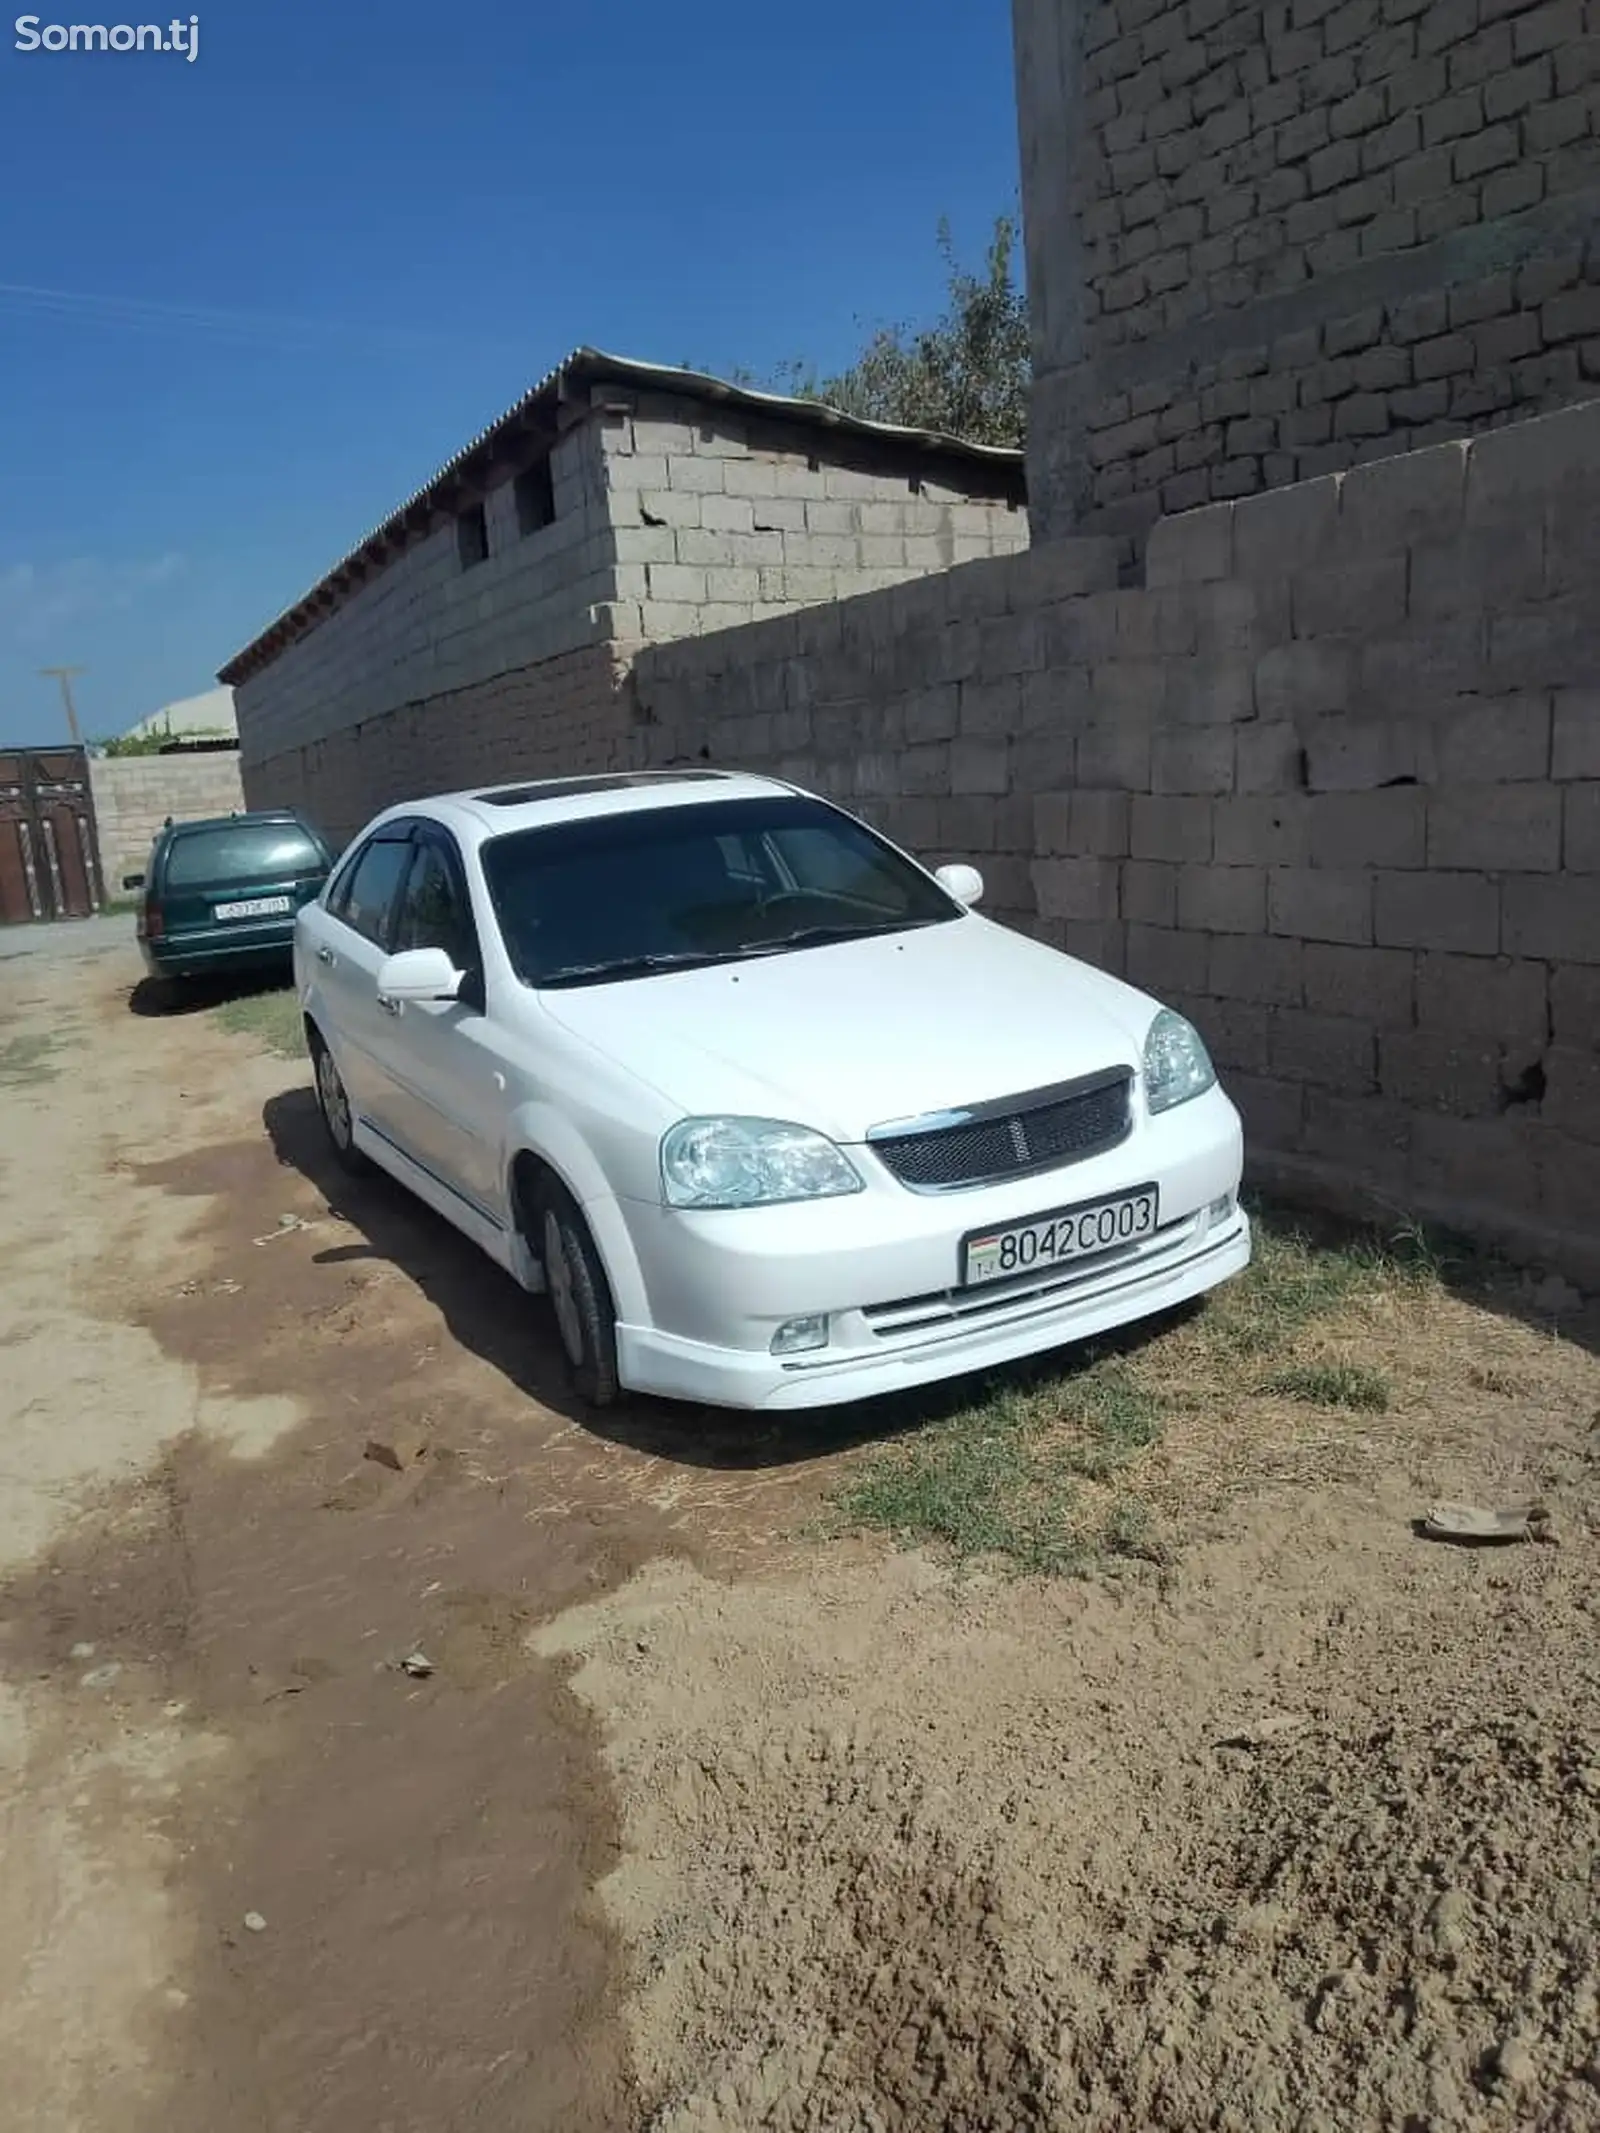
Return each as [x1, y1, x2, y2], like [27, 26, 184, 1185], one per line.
[963, 1186, 1159, 1287]
[214, 896, 292, 921]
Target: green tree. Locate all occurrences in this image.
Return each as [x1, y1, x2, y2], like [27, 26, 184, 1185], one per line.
[94, 728, 232, 757]
[752, 214, 1031, 449]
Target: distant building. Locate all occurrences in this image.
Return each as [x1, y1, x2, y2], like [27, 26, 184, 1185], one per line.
[220, 350, 1027, 842]
[120, 685, 238, 746]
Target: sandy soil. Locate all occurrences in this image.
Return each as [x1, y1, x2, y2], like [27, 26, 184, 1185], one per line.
[0, 948, 654, 2131]
[0, 941, 1596, 2132]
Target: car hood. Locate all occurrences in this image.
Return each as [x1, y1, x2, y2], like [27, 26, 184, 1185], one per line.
[538, 916, 1162, 1141]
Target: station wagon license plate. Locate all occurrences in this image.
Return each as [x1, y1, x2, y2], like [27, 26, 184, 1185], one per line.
[214, 895, 292, 921]
[963, 1185, 1159, 1287]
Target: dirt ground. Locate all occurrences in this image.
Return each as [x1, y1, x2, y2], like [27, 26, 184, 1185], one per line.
[0, 941, 1596, 2133]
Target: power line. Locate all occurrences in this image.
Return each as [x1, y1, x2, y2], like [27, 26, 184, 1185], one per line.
[0, 280, 513, 357]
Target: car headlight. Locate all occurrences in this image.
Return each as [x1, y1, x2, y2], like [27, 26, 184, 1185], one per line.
[1143, 1009, 1217, 1115]
[660, 1117, 865, 1209]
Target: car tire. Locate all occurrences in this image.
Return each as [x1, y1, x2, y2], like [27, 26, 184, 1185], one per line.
[532, 1179, 620, 1409]
[309, 1028, 372, 1178]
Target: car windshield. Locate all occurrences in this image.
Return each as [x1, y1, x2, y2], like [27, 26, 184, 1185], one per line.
[480, 794, 961, 989]
[164, 822, 324, 888]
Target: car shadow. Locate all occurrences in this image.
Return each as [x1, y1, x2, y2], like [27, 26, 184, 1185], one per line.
[262, 1084, 1185, 1471]
[129, 965, 295, 1019]
[1261, 1193, 1600, 1363]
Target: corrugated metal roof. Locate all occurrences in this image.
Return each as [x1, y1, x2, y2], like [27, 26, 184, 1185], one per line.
[217, 346, 1025, 686]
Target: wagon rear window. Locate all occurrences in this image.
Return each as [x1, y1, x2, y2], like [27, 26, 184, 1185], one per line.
[164, 824, 324, 888]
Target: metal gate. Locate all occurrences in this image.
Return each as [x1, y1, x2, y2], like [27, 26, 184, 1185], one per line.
[0, 748, 104, 924]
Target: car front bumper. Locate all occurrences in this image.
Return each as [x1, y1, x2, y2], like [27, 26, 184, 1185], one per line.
[604, 1084, 1249, 1411]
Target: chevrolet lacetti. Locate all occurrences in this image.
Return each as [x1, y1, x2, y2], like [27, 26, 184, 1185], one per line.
[294, 771, 1251, 1410]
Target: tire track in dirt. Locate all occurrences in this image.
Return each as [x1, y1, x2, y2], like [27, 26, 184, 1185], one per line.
[0, 956, 843, 2132]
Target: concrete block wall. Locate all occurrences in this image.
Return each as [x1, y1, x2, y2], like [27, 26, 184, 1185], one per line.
[243, 642, 630, 849]
[1013, 0, 1600, 542]
[630, 535, 1125, 935]
[235, 419, 615, 774]
[90, 750, 246, 886]
[631, 399, 1600, 1284]
[234, 383, 1024, 831]
[598, 389, 1027, 643]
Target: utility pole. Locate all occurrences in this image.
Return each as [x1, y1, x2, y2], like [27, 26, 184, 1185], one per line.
[39, 666, 85, 747]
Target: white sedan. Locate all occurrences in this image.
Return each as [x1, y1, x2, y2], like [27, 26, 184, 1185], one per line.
[294, 771, 1250, 1411]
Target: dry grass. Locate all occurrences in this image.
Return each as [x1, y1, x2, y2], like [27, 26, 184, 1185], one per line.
[830, 1203, 1494, 1576]
[1259, 1359, 1392, 1411]
[211, 986, 305, 1059]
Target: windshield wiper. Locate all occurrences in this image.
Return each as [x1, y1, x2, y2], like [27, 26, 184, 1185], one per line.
[742, 918, 942, 956]
[535, 949, 741, 987]
[535, 919, 944, 986]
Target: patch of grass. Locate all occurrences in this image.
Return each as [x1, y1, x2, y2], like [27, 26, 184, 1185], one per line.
[212, 987, 305, 1059]
[1259, 1359, 1392, 1412]
[0, 1032, 59, 1087]
[831, 1199, 1445, 1579]
[1198, 1206, 1441, 1363]
[833, 1355, 1165, 1578]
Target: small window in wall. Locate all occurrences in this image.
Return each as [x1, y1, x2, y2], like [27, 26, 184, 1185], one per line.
[456, 503, 489, 569]
[515, 459, 556, 537]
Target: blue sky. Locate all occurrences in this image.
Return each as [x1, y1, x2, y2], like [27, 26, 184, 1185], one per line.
[0, 0, 1022, 744]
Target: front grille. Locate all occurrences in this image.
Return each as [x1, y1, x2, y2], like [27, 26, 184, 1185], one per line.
[869, 1070, 1133, 1191]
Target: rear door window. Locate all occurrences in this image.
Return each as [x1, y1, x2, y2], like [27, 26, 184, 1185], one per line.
[163, 821, 325, 888]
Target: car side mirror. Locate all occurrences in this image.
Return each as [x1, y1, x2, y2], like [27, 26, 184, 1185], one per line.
[935, 863, 985, 907]
[377, 947, 464, 1002]
[122, 872, 145, 892]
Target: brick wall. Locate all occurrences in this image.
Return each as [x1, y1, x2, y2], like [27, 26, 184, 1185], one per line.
[90, 750, 246, 886]
[243, 641, 630, 848]
[1013, 0, 1600, 543]
[599, 391, 1027, 643]
[235, 419, 617, 776]
[630, 400, 1600, 1285]
[232, 384, 1024, 830]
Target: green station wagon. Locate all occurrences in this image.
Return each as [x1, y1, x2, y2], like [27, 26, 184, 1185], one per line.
[131, 810, 334, 991]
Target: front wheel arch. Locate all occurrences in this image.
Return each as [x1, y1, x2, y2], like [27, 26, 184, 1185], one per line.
[501, 1113, 651, 1326]
[512, 1156, 621, 1408]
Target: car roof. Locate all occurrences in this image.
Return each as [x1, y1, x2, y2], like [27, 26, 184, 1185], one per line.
[369, 769, 800, 843]
[161, 809, 314, 837]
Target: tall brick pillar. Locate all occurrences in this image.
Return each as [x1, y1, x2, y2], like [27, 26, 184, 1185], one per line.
[1011, 0, 1600, 545]
[1013, 0, 1097, 540]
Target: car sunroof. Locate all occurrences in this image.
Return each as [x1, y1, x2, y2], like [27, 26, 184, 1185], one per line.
[473, 771, 732, 807]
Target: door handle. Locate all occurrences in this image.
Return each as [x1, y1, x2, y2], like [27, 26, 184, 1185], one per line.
[316, 947, 335, 966]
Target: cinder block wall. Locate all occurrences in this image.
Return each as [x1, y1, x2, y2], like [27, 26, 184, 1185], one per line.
[599, 391, 1027, 643]
[1013, 0, 1600, 543]
[235, 420, 616, 783]
[89, 751, 246, 886]
[631, 400, 1600, 1284]
[245, 643, 630, 850]
[239, 386, 1024, 832]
